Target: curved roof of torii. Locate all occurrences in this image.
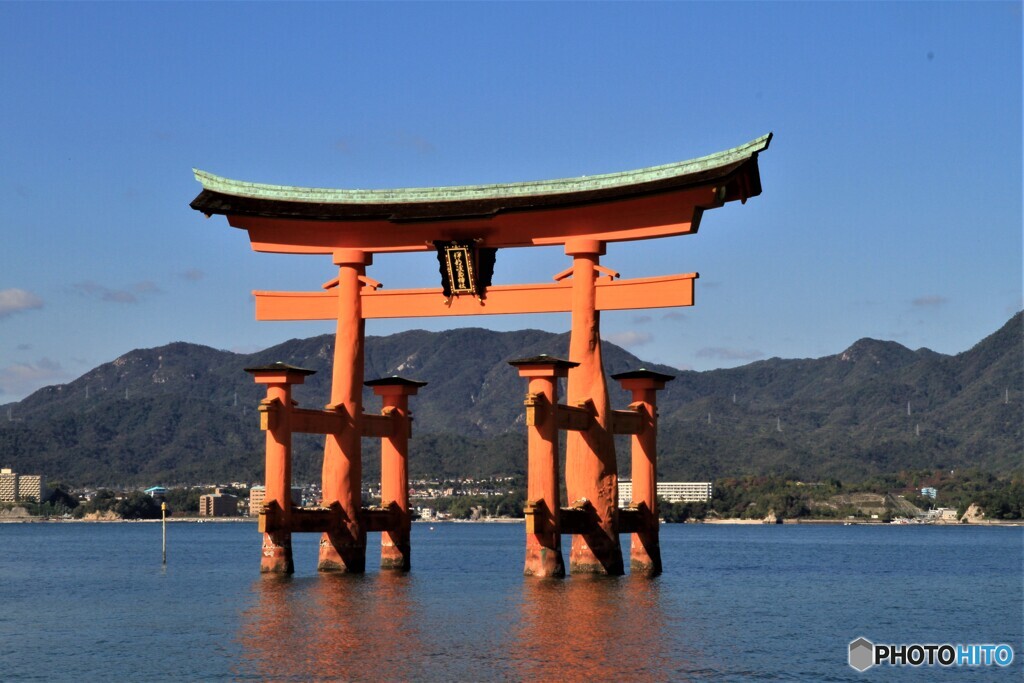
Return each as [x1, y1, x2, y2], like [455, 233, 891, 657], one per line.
[190, 133, 770, 253]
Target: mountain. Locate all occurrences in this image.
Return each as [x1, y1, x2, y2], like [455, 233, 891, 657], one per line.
[1, 313, 1020, 487]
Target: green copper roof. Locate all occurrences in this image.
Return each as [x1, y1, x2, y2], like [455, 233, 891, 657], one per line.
[193, 134, 771, 205]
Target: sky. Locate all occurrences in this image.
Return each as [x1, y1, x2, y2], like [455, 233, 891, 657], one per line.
[0, 2, 1020, 404]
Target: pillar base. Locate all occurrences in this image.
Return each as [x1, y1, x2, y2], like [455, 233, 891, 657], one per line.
[260, 532, 294, 574]
[570, 534, 624, 576]
[630, 535, 662, 577]
[317, 532, 366, 573]
[524, 544, 565, 578]
[380, 542, 410, 571]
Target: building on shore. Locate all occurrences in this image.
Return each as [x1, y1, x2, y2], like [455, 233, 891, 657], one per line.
[199, 488, 240, 517]
[618, 480, 714, 506]
[0, 468, 47, 503]
[247, 485, 301, 516]
[144, 486, 168, 501]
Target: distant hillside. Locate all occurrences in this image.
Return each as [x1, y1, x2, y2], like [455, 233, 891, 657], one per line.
[1, 313, 1020, 487]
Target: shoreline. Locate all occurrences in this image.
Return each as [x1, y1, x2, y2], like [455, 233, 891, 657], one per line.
[2, 516, 1020, 526]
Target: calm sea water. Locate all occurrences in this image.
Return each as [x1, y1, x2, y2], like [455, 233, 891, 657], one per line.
[0, 522, 1020, 681]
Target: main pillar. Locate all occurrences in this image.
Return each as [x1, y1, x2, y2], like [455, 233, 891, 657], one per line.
[366, 376, 426, 571]
[510, 356, 577, 577]
[319, 249, 370, 573]
[564, 239, 623, 575]
[246, 363, 315, 574]
[612, 369, 674, 576]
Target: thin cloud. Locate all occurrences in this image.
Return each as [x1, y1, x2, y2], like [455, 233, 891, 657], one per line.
[133, 281, 161, 294]
[662, 311, 687, 322]
[180, 268, 205, 282]
[695, 347, 764, 361]
[73, 280, 162, 303]
[0, 289, 44, 318]
[912, 295, 948, 307]
[394, 132, 436, 155]
[605, 331, 653, 348]
[16, 343, 31, 351]
[0, 358, 69, 398]
[632, 315, 653, 325]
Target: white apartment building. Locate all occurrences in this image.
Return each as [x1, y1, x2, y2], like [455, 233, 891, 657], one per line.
[0, 468, 46, 502]
[0, 469, 16, 502]
[248, 485, 302, 516]
[618, 480, 713, 506]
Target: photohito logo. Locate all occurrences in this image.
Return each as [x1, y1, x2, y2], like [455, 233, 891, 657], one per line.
[849, 637, 1014, 671]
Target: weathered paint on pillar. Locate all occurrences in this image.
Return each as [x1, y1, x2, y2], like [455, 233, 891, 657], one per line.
[613, 369, 674, 577]
[564, 239, 623, 575]
[510, 356, 577, 578]
[246, 363, 315, 574]
[367, 377, 426, 571]
[319, 249, 370, 573]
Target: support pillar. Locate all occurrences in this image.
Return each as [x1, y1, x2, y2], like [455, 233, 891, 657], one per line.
[509, 356, 578, 578]
[319, 249, 370, 573]
[366, 376, 427, 571]
[246, 363, 316, 574]
[612, 370, 675, 576]
[563, 239, 623, 575]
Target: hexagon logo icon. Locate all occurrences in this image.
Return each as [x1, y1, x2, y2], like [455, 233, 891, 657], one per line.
[849, 637, 875, 671]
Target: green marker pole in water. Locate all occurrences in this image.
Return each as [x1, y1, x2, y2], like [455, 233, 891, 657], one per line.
[161, 501, 167, 565]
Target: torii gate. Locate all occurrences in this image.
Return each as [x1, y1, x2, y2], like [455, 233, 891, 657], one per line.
[190, 133, 770, 576]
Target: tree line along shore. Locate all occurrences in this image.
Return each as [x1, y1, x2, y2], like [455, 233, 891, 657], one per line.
[2, 468, 1019, 524]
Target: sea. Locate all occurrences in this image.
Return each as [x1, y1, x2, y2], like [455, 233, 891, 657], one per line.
[0, 521, 1020, 681]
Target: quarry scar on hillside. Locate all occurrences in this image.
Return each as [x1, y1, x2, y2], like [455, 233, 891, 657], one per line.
[190, 132, 771, 577]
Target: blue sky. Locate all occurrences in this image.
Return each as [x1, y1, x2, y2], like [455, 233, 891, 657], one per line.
[0, 2, 1020, 403]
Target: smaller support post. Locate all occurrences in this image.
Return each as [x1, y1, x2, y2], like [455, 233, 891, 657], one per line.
[246, 362, 316, 574]
[509, 355, 579, 578]
[365, 376, 427, 571]
[612, 369, 674, 576]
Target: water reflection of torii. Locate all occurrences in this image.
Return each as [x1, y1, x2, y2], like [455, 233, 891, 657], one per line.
[189, 133, 771, 577]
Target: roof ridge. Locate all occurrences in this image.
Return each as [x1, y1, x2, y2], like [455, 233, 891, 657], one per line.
[193, 133, 771, 205]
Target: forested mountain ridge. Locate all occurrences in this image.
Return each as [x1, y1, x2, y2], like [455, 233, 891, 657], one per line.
[1, 313, 1020, 486]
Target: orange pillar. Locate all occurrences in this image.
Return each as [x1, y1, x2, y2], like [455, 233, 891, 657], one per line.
[246, 363, 315, 574]
[510, 356, 577, 577]
[564, 239, 623, 575]
[367, 376, 426, 571]
[612, 369, 674, 576]
[319, 249, 370, 573]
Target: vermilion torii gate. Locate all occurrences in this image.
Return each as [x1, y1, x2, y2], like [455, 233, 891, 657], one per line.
[190, 133, 770, 576]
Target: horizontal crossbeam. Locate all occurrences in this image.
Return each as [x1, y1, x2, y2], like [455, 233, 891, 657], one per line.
[254, 273, 697, 321]
[555, 404, 593, 432]
[610, 408, 643, 435]
[259, 506, 405, 534]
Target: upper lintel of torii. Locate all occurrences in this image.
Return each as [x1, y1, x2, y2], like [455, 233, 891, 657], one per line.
[190, 133, 770, 254]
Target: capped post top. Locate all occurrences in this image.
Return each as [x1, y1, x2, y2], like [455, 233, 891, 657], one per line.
[610, 368, 676, 383]
[612, 368, 675, 390]
[508, 354, 579, 369]
[364, 376, 428, 388]
[509, 354, 579, 378]
[245, 361, 317, 375]
[244, 362, 316, 384]
[365, 375, 427, 396]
